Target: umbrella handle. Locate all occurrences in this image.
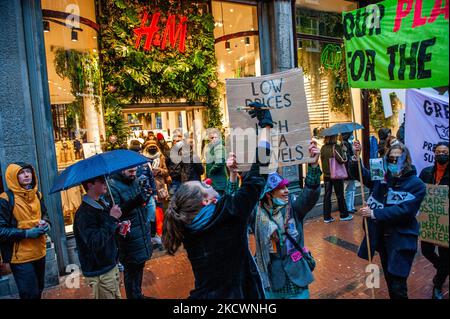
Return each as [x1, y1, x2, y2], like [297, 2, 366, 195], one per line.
[105, 176, 116, 206]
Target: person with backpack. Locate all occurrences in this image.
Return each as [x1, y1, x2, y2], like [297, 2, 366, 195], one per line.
[0, 163, 50, 299]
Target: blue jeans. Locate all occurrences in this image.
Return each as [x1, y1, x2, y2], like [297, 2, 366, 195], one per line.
[10, 257, 46, 299]
[345, 180, 356, 212]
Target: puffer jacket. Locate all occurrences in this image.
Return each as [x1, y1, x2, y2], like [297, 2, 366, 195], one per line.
[107, 174, 152, 265]
[0, 163, 49, 264]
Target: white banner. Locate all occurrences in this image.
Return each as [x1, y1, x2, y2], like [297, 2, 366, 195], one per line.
[405, 89, 449, 176]
[225, 68, 312, 171]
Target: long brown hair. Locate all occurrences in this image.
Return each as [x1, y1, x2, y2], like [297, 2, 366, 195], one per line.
[162, 182, 206, 255]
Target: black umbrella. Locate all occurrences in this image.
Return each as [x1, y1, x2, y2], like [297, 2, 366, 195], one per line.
[320, 122, 364, 137]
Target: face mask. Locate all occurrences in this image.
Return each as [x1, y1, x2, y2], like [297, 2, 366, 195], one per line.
[387, 163, 400, 175]
[436, 154, 449, 165]
[148, 148, 158, 155]
[272, 197, 288, 207]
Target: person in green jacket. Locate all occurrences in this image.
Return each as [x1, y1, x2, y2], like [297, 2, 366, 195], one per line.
[204, 129, 228, 195]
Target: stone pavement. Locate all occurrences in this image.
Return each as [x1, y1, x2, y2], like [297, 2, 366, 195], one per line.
[42, 214, 448, 299]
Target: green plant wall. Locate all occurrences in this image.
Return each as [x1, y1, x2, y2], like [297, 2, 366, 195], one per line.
[99, 0, 222, 148]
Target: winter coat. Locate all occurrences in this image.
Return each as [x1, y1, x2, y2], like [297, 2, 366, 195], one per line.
[419, 164, 449, 186]
[73, 196, 119, 277]
[204, 140, 228, 191]
[144, 146, 170, 196]
[108, 174, 152, 265]
[0, 163, 49, 264]
[180, 147, 204, 183]
[350, 162, 426, 277]
[167, 143, 182, 183]
[320, 143, 347, 178]
[182, 146, 269, 299]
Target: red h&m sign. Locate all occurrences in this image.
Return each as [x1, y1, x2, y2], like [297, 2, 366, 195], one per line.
[133, 12, 188, 53]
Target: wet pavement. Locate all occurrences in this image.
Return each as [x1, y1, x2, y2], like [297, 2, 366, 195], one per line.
[42, 214, 448, 299]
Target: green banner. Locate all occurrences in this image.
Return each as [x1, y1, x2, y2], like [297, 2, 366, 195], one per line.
[343, 0, 449, 88]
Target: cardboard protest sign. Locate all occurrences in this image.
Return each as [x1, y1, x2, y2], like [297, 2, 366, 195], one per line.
[405, 89, 449, 175]
[343, 0, 449, 88]
[226, 68, 311, 171]
[417, 184, 449, 248]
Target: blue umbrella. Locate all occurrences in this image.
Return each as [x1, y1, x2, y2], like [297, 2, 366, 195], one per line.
[50, 149, 150, 194]
[319, 122, 364, 137]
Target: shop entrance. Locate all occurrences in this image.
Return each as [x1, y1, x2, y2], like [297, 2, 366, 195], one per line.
[122, 104, 206, 156]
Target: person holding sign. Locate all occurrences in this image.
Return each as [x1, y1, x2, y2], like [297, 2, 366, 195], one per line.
[352, 142, 426, 299]
[252, 143, 321, 299]
[162, 104, 273, 298]
[419, 141, 449, 299]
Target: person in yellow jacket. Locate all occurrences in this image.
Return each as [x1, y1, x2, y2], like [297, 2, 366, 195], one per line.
[0, 162, 50, 299]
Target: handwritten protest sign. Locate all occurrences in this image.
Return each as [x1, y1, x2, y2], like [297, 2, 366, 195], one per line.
[226, 68, 311, 171]
[417, 184, 449, 248]
[343, 0, 449, 88]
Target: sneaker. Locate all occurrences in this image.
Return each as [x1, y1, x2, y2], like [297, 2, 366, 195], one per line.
[340, 215, 354, 221]
[432, 287, 444, 299]
[324, 217, 336, 223]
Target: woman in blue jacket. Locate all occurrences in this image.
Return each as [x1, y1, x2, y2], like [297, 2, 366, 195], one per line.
[352, 142, 426, 299]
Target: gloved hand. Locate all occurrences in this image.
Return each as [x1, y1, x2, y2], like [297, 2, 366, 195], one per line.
[25, 226, 46, 239]
[248, 102, 273, 128]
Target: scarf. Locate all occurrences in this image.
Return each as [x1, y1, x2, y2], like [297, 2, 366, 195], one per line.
[254, 201, 288, 290]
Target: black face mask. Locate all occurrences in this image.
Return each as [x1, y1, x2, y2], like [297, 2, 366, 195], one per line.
[436, 154, 449, 165]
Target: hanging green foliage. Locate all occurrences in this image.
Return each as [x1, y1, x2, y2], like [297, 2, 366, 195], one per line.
[325, 46, 351, 116]
[99, 0, 222, 144]
[368, 89, 398, 132]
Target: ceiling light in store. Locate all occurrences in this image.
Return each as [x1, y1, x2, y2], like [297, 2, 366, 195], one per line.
[251, 28, 254, 31]
[43, 20, 50, 32]
[227, 50, 233, 54]
[225, 41, 231, 50]
[93, 49, 97, 53]
[71, 29, 78, 42]
[93, 36, 97, 39]
[239, 57, 244, 61]
[230, 9, 234, 13]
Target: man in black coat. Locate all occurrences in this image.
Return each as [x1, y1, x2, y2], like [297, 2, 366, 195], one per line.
[73, 176, 122, 299]
[108, 167, 153, 299]
[419, 141, 449, 299]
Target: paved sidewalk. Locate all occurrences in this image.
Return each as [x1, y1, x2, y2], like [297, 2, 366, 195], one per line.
[42, 214, 448, 299]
